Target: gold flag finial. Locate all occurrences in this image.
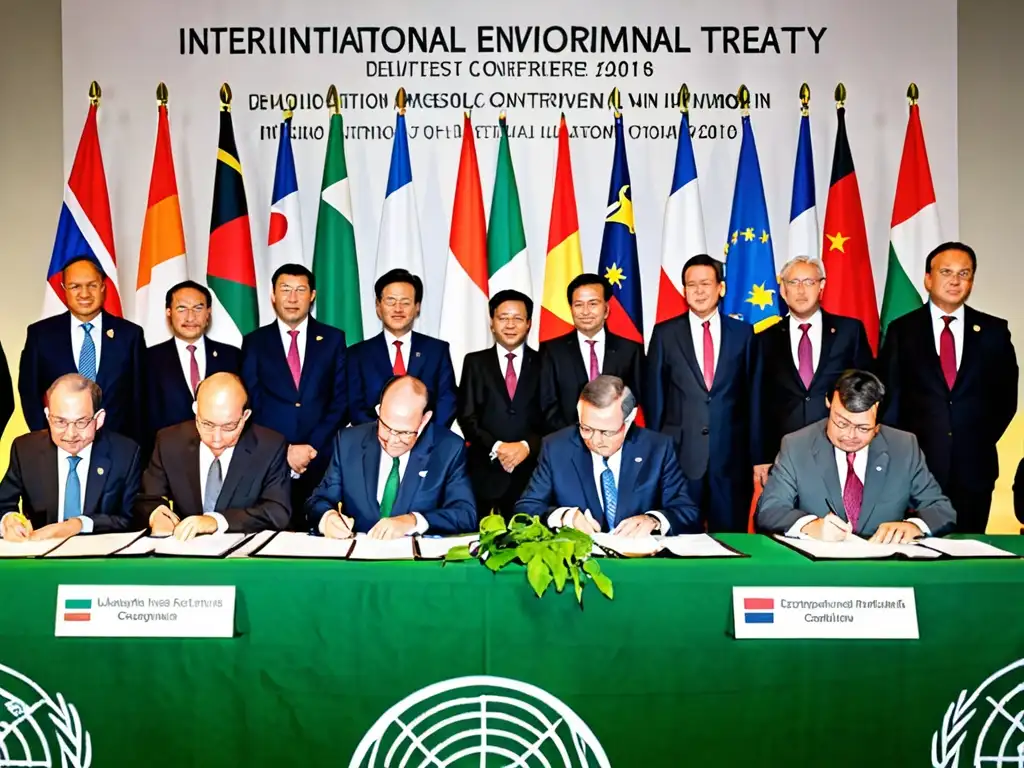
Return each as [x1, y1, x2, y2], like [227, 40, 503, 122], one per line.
[327, 85, 340, 115]
[799, 83, 810, 116]
[156, 82, 168, 107]
[907, 82, 920, 106]
[88, 81, 102, 107]
[679, 84, 690, 114]
[834, 82, 847, 109]
[396, 87, 407, 115]
[283, 93, 296, 121]
[499, 110, 507, 122]
[219, 83, 233, 112]
[609, 87, 621, 116]
[738, 84, 751, 115]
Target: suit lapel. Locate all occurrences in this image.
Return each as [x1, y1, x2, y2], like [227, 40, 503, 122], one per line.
[298, 321, 324, 397]
[673, 315, 707, 391]
[859, 431, 890, 534]
[36, 437, 60, 518]
[97, 312, 120, 382]
[571, 434, 605, 521]
[393, 427, 432, 516]
[514, 347, 539, 406]
[565, 333, 590, 385]
[711, 316, 738, 394]
[487, 346, 513, 405]
[57, 313, 77, 374]
[955, 306, 981, 392]
[82, 435, 110, 518]
[776, 318, 807, 391]
[184, 428, 204, 515]
[811, 429, 845, 520]
[916, 306, 948, 389]
[810, 312, 837, 388]
[616, 430, 642, 517]
[205, 338, 225, 376]
[217, 428, 254, 511]
[405, 332, 427, 379]
[268, 324, 300, 394]
[362, 427, 382, 517]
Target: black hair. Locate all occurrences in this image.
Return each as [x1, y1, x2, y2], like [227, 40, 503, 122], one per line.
[566, 273, 612, 306]
[165, 280, 212, 309]
[681, 254, 724, 284]
[271, 263, 316, 292]
[925, 241, 977, 274]
[488, 289, 534, 320]
[374, 269, 424, 304]
[831, 369, 886, 413]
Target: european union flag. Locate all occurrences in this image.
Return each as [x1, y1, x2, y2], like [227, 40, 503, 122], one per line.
[722, 114, 782, 332]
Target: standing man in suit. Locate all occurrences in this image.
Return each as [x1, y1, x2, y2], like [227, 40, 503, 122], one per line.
[0, 374, 141, 540]
[0, 340, 13, 437]
[754, 256, 873, 483]
[144, 280, 241, 440]
[241, 263, 347, 527]
[517, 375, 700, 535]
[134, 372, 290, 539]
[757, 369, 956, 541]
[348, 269, 458, 428]
[539, 273, 644, 433]
[307, 376, 476, 538]
[878, 242, 1018, 533]
[19, 256, 145, 441]
[645, 255, 757, 533]
[457, 290, 545, 520]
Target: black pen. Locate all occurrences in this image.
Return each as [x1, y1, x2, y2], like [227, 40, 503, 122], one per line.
[822, 498, 850, 535]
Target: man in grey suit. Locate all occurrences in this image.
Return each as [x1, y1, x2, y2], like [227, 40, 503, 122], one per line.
[757, 369, 956, 543]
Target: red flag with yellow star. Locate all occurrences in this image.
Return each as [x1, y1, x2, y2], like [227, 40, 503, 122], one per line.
[820, 105, 879, 353]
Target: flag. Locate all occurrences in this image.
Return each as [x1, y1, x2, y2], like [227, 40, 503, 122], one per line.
[375, 110, 425, 283]
[136, 98, 188, 344]
[789, 109, 819, 262]
[439, 113, 490, 382]
[45, 99, 122, 318]
[265, 110, 304, 301]
[540, 114, 584, 342]
[487, 114, 532, 298]
[722, 114, 781, 332]
[206, 100, 257, 344]
[881, 99, 939, 339]
[820, 105, 879, 353]
[656, 109, 707, 323]
[312, 99, 363, 343]
[597, 112, 643, 343]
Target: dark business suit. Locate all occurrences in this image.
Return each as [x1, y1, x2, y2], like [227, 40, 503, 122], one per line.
[755, 310, 873, 464]
[0, 429, 141, 533]
[538, 330, 645, 434]
[0, 340, 13, 437]
[878, 303, 1018, 532]
[133, 422, 290, 533]
[515, 424, 701, 533]
[305, 421, 476, 534]
[347, 331, 458, 428]
[457, 345, 545, 520]
[18, 311, 146, 441]
[645, 312, 756, 532]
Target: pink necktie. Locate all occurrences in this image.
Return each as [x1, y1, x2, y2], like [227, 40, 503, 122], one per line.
[505, 352, 517, 399]
[286, 330, 301, 389]
[843, 451, 863, 532]
[940, 316, 957, 390]
[586, 340, 599, 381]
[797, 323, 814, 389]
[393, 340, 406, 376]
[702, 320, 715, 391]
[186, 344, 200, 397]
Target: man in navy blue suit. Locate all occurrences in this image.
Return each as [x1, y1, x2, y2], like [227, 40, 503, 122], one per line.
[347, 269, 458, 429]
[306, 376, 476, 538]
[516, 375, 700, 536]
[19, 256, 145, 442]
[241, 263, 347, 527]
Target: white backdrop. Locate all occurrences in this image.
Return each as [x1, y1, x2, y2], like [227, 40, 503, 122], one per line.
[61, 0, 957, 344]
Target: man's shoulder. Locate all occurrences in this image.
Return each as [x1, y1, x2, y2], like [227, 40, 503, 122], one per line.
[540, 425, 579, 452]
[412, 331, 451, 354]
[885, 304, 930, 336]
[146, 338, 176, 361]
[539, 332, 575, 356]
[779, 420, 825, 452]
[338, 421, 376, 447]
[307, 318, 346, 346]
[11, 429, 51, 453]
[427, 425, 467, 455]
[721, 313, 754, 338]
[965, 305, 1010, 331]
[606, 330, 644, 353]
[348, 332, 382, 356]
[877, 424, 919, 453]
[206, 337, 240, 356]
[25, 312, 68, 338]
[104, 313, 144, 337]
[245, 424, 288, 454]
[629, 426, 674, 454]
[97, 430, 140, 459]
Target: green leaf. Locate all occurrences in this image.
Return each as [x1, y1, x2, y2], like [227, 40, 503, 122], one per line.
[479, 514, 508, 536]
[541, 547, 569, 592]
[582, 558, 614, 600]
[557, 526, 595, 558]
[570, 564, 583, 604]
[526, 556, 553, 598]
[484, 548, 520, 572]
[443, 545, 473, 562]
[516, 541, 544, 564]
[550, 538, 575, 562]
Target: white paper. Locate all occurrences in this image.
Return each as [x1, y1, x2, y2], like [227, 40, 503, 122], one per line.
[44, 531, 144, 558]
[661, 534, 742, 558]
[776, 534, 941, 560]
[415, 534, 479, 560]
[918, 538, 1019, 558]
[590, 533, 661, 557]
[252, 531, 354, 559]
[227, 530, 277, 558]
[0, 538, 67, 558]
[349, 533, 415, 561]
[115, 533, 249, 557]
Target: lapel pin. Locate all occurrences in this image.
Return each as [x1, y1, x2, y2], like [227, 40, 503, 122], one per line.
[212, 350, 218, 358]
[316, 335, 323, 341]
[830, 327, 836, 334]
[634, 457, 642, 463]
[96, 467, 104, 475]
[973, 325, 981, 332]
[415, 351, 421, 358]
[418, 470, 428, 478]
[106, 329, 114, 339]
[875, 466, 882, 471]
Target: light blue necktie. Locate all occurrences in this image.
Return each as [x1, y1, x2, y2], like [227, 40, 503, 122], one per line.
[78, 322, 97, 381]
[64, 455, 82, 520]
[601, 457, 618, 530]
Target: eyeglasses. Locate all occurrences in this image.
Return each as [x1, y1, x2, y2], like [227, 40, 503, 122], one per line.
[784, 278, 823, 288]
[277, 286, 310, 297]
[63, 282, 102, 293]
[935, 268, 973, 281]
[196, 417, 244, 433]
[685, 280, 719, 290]
[578, 422, 625, 440]
[572, 300, 604, 311]
[377, 416, 419, 443]
[173, 304, 208, 315]
[381, 297, 414, 309]
[829, 415, 876, 436]
[495, 314, 527, 326]
[48, 413, 98, 432]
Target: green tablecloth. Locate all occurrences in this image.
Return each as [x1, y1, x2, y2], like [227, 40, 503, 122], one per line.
[2, 533, 1023, 766]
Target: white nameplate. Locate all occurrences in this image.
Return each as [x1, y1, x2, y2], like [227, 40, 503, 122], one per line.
[55, 585, 235, 638]
[732, 587, 918, 640]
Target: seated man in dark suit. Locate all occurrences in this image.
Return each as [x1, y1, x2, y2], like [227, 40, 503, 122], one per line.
[457, 290, 545, 520]
[516, 375, 700, 536]
[19, 256, 146, 442]
[134, 372, 290, 539]
[757, 369, 956, 542]
[348, 269, 458, 429]
[0, 374, 141, 540]
[306, 376, 476, 539]
[144, 280, 240, 441]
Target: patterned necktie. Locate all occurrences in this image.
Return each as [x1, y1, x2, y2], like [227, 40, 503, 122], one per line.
[286, 330, 301, 389]
[505, 352, 517, 400]
[64, 455, 82, 520]
[586, 340, 599, 381]
[393, 340, 406, 376]
[204, 457, 222, 514]
[380, 456, 400, 517]
[797, 323, 814, 389]
[601, 457, 618, 530]
[843, 451, 863, 532]
[186, 344, 200, 396]
[79, 322, 97, 381]
[940, 316, 957, 390]
[702, 320, 715, 391]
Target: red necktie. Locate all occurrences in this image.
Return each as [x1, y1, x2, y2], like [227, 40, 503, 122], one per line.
[286, 330, 301, 389]
[186, 344, 200, 397]
[586, 340, 599, 381]
[843, 451, 863, 532]
[702, 320, 715, 391]
[393, 340, 406, 376]
[505, 352, 517, 399]
[940, 316, 957, 390]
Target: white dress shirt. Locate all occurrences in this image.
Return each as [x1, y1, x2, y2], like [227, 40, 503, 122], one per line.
[787, 309, 823, 374]
[576, 327, 606, 375]
[70, 313, 103, 372]
[688, 310, 721, 381]
[489, 345, 530, 459]
[198, 441, 233, 534]
[384, 329, 413, 367]
[2, 444, 95, 537]
[929, 301, 965, 369]
[277, 317, 309, 368]
[174, 335, 206, 392]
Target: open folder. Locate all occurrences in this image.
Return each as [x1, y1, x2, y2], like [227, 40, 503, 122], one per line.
[590, 533, 744, 558]
[115, 533, 251, 558]
[774, 534, 1019, 561]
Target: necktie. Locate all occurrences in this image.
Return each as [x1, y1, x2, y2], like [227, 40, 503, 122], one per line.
[702, 320, 715, 391]
[505, 352, 518, 399]
[79, 322, 97, 381]
[286, 330, 301, 389]
[940, 316, 957, 390]
[797, 323, 814, 389]
[380, 456, 400, 517]
[601, 457, 618, 530]
[393, 340, 406, 376]
[586, 340, 599, 381]
[204, 457, 223, 514]
[843, 451, 863, 532]
[186, 344, 200, 396]
[64, 455, 82, 520]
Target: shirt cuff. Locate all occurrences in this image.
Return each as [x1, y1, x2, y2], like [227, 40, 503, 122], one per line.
[78, 515, 94, 534]
[207, 512, 229, 534]
[548, 507, 574, 528]
[317, 510, 330, 536]
[785, 514, 818, 539]
[489, 441, 501, 460]
[645, 511, 670, 534]
[411, 512, 429, 535]
[906, 517, 931, 536]
[290, 470, 301, 480]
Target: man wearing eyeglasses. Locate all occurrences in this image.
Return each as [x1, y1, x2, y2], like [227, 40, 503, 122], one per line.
[347, 269, 458, 429]
[19, 256, 146, 442]
[757, 370, 955, 542]
[753, 256, 872, 486]
[307, 376, 476, 539]
[878, 242, 1018, 533]
[0, 374, 141, 540]
[133, 372, 290, 539]
[516, 375, 700, 536]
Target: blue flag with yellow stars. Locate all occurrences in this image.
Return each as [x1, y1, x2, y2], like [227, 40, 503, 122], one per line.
[722, 114, 782, 332]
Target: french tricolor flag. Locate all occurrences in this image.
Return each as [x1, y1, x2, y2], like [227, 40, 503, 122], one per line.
[788, 110, 819, 263]
[266, 111, 305, 291]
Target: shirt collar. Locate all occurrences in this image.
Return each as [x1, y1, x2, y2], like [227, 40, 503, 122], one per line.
[929, 301, 965, 324]
[384, 328, 411, 347]
[199, 440, 234, 464]
[577, 327, 606, 345]
[689, 309, 719, 327]
[497, 344, 523, 361]
[591, 448, 622, 470]
[791, 308, 822, 329]
[57, 442, 93, 464]
[174, 335, 206, 353]
[277, 317, 309, 337]
[72, 312, 103, 333]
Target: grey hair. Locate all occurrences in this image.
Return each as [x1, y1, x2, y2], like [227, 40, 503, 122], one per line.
[779, 255, 825, 282]
[46, 373, 102, 413]
[579, 375, 636, 420]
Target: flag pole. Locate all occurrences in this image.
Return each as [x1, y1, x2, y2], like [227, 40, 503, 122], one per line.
[220, 83, 232, 112]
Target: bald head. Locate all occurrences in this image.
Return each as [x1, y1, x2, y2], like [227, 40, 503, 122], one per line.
[194, 372, 250, 455]
[376, 376, 432, 457]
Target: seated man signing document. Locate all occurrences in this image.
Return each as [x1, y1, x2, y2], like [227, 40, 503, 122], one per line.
[756, 369, 956, 543]
[515, 375, 701, 536]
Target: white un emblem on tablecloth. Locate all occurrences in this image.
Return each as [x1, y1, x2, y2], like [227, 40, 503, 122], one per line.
[0, 663, 91, 768]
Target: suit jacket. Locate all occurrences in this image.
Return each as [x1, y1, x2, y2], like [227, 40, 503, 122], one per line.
[347, 331, 458, 428]
[457, 346, 545, 506]
[645, 312, 756, 479]
[0, 340, 13, 437]
[755, 311, 873, 464]
[133, 422, 290, 533]
[0, 429, 141, 532]
[241, 318, 347, 476]
[755, 419, 956, 537]
[539, 329, 645, 433]
[18, 311, 145, 441]
[305, 421, 476, 534]
[878, 303, 1018, 492]
[514, 425, 701, 533]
